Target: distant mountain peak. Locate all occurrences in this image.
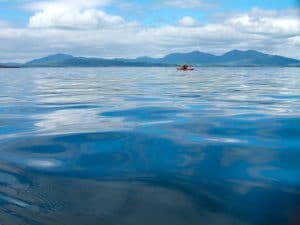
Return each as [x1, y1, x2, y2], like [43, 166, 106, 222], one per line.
[26, 53, 74, 65]
[223, 49, 265, 55]
[42, 53, 73, 59]
[50, 53, 72, 57]
[222, 49, 244, 55]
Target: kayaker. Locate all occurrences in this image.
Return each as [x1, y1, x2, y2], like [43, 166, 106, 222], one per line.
[177, 64, 194, 70]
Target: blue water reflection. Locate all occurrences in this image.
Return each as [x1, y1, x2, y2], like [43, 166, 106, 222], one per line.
[0, 67, 300, 225]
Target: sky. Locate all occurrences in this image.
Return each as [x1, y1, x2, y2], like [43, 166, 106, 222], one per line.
[0, 0, 299, 62]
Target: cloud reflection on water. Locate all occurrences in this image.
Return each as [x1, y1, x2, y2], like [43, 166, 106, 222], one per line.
[0, 67, 300, 225]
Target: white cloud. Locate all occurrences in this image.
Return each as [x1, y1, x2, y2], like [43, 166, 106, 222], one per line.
[27, 0, 126, 29]
[0, 7, 299, 61]
[226, 8, 300, 37]
[177, 16, 198, 27]
[290, 36, 300, 45]
[29, 8, 125, 29]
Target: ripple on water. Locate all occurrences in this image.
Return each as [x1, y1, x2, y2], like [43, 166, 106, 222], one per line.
[0, 67, 300, 225]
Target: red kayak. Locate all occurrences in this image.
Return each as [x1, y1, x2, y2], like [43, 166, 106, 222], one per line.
[177, 67, 194, 71]
[177, 65, 194, 71]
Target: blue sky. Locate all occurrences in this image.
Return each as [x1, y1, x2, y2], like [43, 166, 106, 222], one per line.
[0, 0, 299, 61]
[1, 0, 298, 26]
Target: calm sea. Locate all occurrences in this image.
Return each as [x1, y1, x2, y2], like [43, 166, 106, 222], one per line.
[0, 67, 300, 225]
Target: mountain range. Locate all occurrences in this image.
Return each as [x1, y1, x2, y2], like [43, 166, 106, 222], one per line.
[1, 50, 300, 67]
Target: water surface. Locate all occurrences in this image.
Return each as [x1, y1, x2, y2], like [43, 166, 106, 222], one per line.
[0, 67, 300, 225]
